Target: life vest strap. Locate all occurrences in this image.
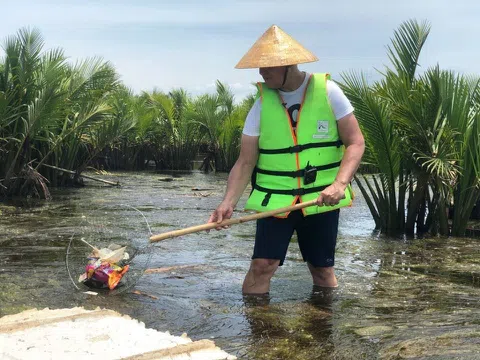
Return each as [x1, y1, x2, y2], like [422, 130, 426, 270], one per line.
[255, 184, 329, 206]
[259, 140, 343, 154]
[255, 161, 341, 178]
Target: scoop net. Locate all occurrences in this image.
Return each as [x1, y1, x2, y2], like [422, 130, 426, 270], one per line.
[65, 204, 153, 295]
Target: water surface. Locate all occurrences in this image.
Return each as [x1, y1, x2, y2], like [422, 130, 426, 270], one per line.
[1, 171, 479, 359]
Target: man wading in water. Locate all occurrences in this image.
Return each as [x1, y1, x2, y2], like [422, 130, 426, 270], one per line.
[208, 25, 365, 295]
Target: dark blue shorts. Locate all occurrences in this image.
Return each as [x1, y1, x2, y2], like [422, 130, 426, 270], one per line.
[252, 209, 339, 267]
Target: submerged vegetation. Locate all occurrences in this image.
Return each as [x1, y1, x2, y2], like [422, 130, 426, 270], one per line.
[0, 19, 479, 237]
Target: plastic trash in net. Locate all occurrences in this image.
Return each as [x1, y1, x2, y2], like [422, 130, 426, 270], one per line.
[77, 241, 130, 290]
[65, 204, 154, 295]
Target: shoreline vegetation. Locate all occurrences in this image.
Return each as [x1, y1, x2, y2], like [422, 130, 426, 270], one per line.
[1, 19, 479, 237]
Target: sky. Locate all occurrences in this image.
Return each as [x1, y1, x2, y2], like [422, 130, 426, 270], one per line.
[1, 0, 479, 101]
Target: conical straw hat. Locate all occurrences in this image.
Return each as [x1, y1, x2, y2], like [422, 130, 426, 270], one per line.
[235, 25, 318, 69]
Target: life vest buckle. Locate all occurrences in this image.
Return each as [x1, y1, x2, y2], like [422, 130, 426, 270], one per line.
[289, 144, 303, 153]
[304, 162, 317, 185]
[261, 193, 272, 206]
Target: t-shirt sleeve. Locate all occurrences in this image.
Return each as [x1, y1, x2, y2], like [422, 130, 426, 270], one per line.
[242, 98, 261, 136]
[327, 80, 354, 120]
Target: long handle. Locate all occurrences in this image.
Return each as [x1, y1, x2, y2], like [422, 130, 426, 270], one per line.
[149, 199, 318, 243]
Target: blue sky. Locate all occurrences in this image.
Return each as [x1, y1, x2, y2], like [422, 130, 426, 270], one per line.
[1, 0, 479, 101]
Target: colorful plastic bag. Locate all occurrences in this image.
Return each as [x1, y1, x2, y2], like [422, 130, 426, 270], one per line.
[78, 244, 130, 290]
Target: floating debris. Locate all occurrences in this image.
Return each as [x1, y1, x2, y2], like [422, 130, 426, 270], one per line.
[145, 265, 206, 274]
[131, 290, 159, 300]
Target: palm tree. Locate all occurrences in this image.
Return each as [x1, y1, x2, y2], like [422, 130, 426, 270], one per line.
[146, 89, 200, 170]
[0, 28, 67, 196]
[0, 27, 130, 195]
[340, 19, 480, 237]
[191, 81, 247, 172]
[341, 71, 403, 233]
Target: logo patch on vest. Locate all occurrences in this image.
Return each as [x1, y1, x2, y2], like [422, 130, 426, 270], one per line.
[314, 120, 329, 139]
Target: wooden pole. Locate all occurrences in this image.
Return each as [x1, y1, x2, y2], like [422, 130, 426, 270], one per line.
[149, 199, 318, 243]
[39, 163, 119, 186]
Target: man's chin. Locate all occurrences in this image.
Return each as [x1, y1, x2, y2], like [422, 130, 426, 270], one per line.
[265, 81, 280, 89]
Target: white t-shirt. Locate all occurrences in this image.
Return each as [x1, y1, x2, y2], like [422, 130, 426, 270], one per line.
[242, 72, 354, 136]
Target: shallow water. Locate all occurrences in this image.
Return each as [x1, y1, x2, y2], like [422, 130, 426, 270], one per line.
[1, 171, 479, 359]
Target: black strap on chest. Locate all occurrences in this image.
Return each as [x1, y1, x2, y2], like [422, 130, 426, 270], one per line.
[259, 140, 342, 154]
[255, 161, 341, 178]
[254, 184, 329, 206]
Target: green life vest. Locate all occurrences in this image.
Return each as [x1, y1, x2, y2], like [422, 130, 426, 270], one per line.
[244, 73, 354, 217]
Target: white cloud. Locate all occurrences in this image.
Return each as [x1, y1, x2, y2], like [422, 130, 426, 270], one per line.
[230, 83, 244, 89]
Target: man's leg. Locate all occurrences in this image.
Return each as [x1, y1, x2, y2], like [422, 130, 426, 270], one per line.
[296, 209, 340, 288]
[243, 211, 298, 295]
[242, 258, 280, 294]
[307, 264, 338, 288]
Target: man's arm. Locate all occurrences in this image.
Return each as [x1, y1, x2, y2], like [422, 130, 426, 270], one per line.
[223, 134, 259, 206]
[334, 112, 365, 187]
[316, 112, 365, 206]
[208, 134, 259, 224]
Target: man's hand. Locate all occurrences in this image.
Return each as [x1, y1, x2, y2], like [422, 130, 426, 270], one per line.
[316, 111, 364, 207]
[316, 180, 347, 207]
[208, 201, 234, 230]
